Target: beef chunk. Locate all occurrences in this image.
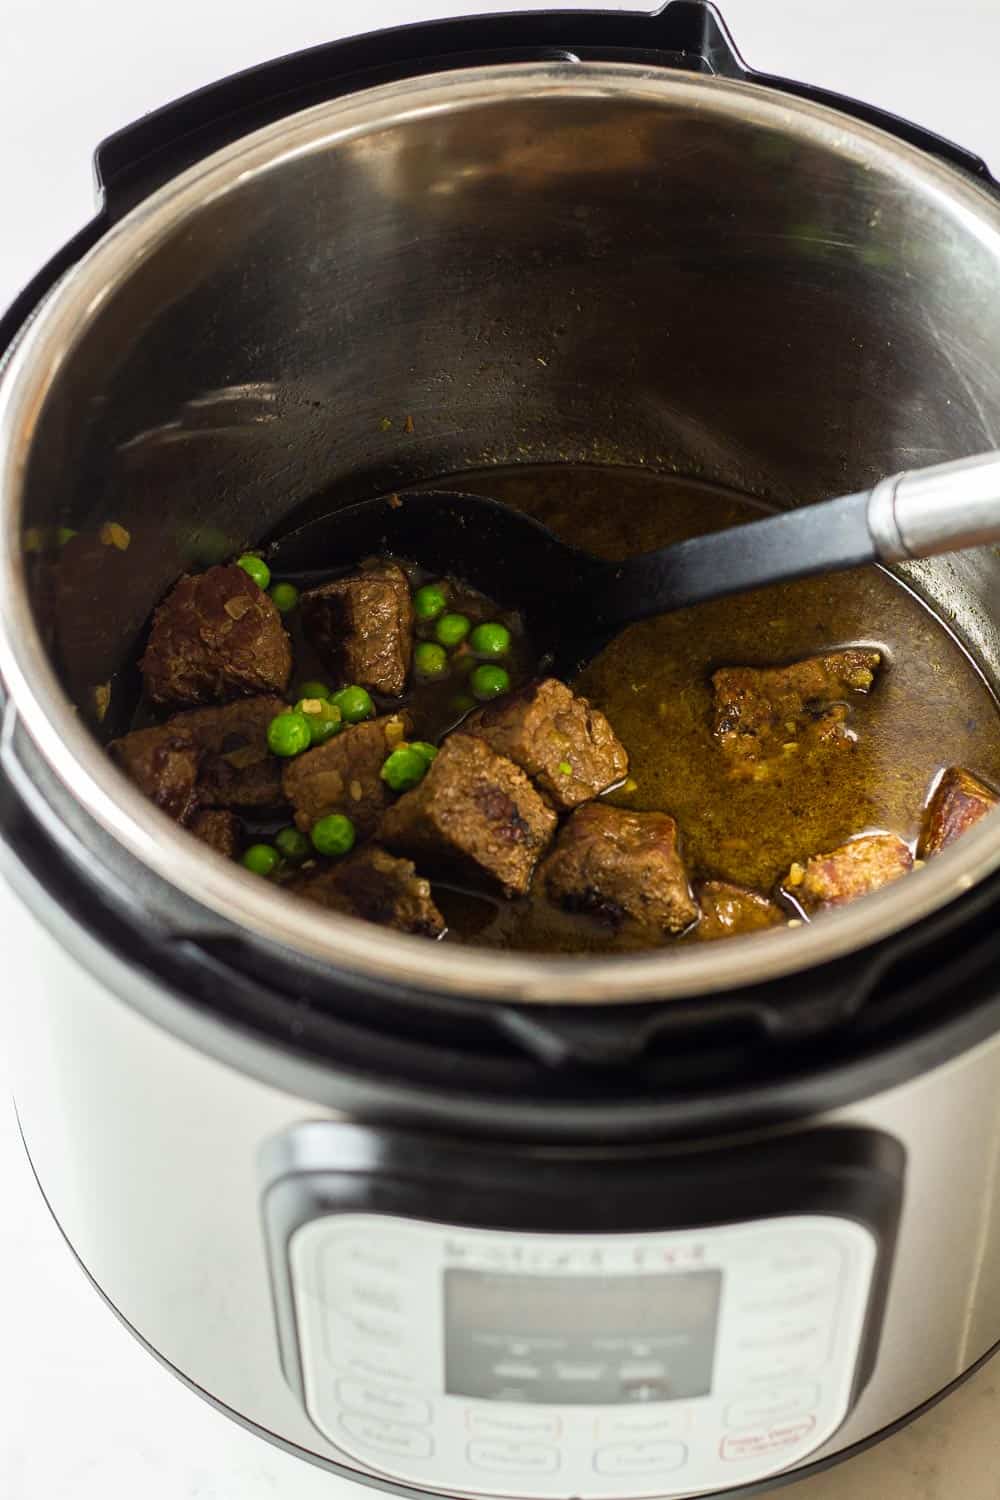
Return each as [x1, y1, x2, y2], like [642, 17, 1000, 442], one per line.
[293, 847, 445, 937]
[283, 713, 410, 841]
[784, 833, 913, 912]
[381, 734, 557, 896]
[919, 766, 999, 858]
[190, 809, 240, 858]
[301, 563, 413, 697]
[711, 649, 881, 778]
[109, 724, 201, 823]
[141, 564, 292, 706]
[170, 695, 286, 809]
[695, 880, 785, 941]
[464, 677, 628, 810]
[540, 804, 698, 937]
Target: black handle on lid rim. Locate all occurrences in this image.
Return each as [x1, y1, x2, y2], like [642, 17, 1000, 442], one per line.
[90, 0, 995, 214]
[91, 2, 741, 214]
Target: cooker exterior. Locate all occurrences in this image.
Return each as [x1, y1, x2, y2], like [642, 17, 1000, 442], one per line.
[8, 839, 1000, 1496]
[5, 6, 1000, 1497]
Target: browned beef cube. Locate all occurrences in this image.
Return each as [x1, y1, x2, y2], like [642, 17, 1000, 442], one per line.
[283, 713, 410, 841]
[141, 564, 292, 707]
[711, 649, 881, 778]
[293, 847, 445, 937]
[784, 833, 913, 912]
[540, 804, 697, 937]
[189, 809, 240, 858]
[919, 767, 999, 858]
[464, 677, 628, 810]
[695, 880, 786, 941]
[301, 563, 414, 697]
[381, 734, 557, 896]
[169, 695, 286, 809]
[109, 724, 202, 823]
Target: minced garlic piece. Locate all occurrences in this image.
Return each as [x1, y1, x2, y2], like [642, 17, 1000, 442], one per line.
[100, 521, 131, 550]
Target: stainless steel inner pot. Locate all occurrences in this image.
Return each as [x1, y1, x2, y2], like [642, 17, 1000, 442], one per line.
[1, 61, 999, 1004]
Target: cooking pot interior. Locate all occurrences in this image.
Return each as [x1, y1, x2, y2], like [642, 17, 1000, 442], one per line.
[15, 68, 1000, 719]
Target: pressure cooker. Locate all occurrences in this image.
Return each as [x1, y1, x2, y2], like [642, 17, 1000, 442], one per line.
[3, 4, 1000, 1495]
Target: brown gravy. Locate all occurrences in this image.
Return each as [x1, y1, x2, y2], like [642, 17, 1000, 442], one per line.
[430, 464, 1000, 952]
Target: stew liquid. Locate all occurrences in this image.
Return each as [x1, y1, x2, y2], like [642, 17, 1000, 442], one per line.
[430, 465, 1000, 951]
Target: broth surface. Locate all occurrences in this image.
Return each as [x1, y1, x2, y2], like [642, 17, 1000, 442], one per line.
[431, 465, 1000, 951]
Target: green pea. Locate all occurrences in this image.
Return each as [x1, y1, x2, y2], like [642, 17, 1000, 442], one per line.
[414, 641, 449, 680]
[436, 612, 471, 648]
[450, 694, 476, 715]
[267, 710, 312, 758]
[269, 581, 299, 613]
[471, 664, 510, 701]
[409, 741, 438, 765]
[413, 582, 448, 621]
[275, 826, 311, 862]
[331, 685, 375, 724]
[236, 553, 271, 590]
[469, 621, 511, 659]
[311, 813, 356, 857]
[242, 843, 280, 877]
[57, 526, 77, 546]
[381, 747, 431, 793]
[298, 679, 332, 702]
[295, 697, 343, 746]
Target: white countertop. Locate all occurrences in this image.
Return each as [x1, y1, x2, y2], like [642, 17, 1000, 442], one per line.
[3, 2, 1000, 1495]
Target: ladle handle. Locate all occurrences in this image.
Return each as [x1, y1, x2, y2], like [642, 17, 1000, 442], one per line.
[867, 450, 1000, 561]
[589, 452, 1000, 631]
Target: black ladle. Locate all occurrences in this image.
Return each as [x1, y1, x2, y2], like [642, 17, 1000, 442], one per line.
[268, 453, 1000, 678]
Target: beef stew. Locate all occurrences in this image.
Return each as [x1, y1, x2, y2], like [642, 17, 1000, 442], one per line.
[106, 465, 1000, 952]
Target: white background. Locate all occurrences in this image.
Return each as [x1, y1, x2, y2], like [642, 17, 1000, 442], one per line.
[3, 2, 1000, 1497]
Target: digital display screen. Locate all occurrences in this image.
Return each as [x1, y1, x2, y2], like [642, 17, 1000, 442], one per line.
[445, 1269, 722, 1404]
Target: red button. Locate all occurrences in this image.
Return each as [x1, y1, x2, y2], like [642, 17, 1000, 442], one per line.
[720, 1415, 817, 1462]
[771, 1418, 816, 1443]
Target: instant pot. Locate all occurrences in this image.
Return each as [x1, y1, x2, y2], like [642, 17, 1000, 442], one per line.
[3, 4, 1000, 1495]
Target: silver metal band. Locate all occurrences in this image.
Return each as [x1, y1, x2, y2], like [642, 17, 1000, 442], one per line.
[867, 451, 1000, 563]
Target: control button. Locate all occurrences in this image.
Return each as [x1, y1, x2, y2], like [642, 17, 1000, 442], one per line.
[493, 1362, 540, 1381]
[339, 1412, 433, 1460]
[594, 1441, 688, 1476]
[336, 1379, 432, 1427]
[730, 1328, 829, 1377]
[467, 1440, 560, 1475]
[737, 1285, 836, 1316]
[348, 1314, 404, 1346]
[720, 1416, 817, 1463]
[343, 1353, 417, 1386]
[468, 1410, 561, 1441]
[555, 1362, 604, 1381]
[726, 1385, 819, 1430]
[733, 1358, 823, 1389]
[600, 1409, 689, 1441]
[344, 1280, 404, 1315]
[620, 1362, 666, 1381]
[736, 1323, 823, 1352]
[325, 1239, 404, 1275]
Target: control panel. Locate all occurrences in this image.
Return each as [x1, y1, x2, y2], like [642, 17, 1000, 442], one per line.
[287, 1211, 877, 1497]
